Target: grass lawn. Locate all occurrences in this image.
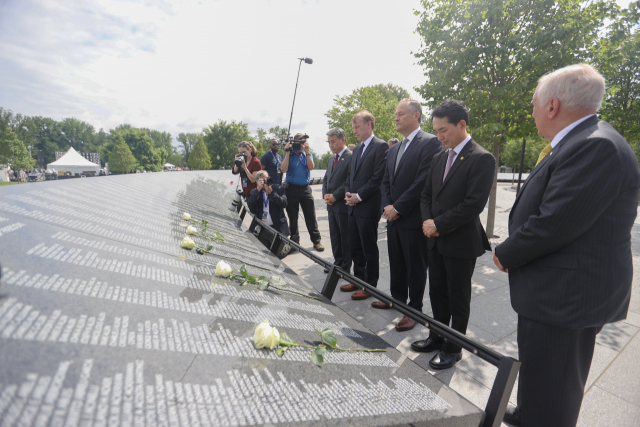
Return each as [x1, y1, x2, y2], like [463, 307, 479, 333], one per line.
[0, 181, 25, 186]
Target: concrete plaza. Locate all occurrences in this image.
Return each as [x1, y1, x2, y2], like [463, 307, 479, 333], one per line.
[278, 181, 640, 427]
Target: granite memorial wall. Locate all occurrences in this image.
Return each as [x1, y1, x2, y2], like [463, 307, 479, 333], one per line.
[0, 171, 482, 426]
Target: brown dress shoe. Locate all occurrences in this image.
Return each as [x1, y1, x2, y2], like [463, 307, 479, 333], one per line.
[395, 316, 417, 332]
[340, 283, 358, 292]
[351, 289, 371, 300]
[371, 301, 391, 309]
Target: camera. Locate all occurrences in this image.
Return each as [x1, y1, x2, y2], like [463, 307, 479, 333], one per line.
[283, 138, 305, 152]
[235, 153, 247, 168]
[265, 177, 274, 186]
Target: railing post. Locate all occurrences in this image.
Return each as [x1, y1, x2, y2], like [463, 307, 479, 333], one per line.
[248, 216, 259, 233]
[482, 357, 520, 427]
[321, 265, 340, 300]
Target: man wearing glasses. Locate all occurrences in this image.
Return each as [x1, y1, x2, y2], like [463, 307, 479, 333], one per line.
[260, 139, 283, 185]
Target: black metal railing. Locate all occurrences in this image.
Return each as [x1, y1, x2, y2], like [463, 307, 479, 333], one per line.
[237, 202, 519, 427]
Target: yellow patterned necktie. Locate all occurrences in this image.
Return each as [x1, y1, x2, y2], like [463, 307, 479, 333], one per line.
[535, 143, 552, 167]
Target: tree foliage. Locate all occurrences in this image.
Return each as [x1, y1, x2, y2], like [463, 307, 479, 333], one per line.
[414, 0, 611, 236]
[108, 135, 138, 173]
[0, 129, 35, 169]
[203, 120, 254, 169]
[188, 137, 212, 170]
[500, 137, 548, 173]
[326, 84, 410, 146]
[114, 128, 161, 172]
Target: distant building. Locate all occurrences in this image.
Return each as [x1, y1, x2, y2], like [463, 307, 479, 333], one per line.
[56, 151, 101, 166]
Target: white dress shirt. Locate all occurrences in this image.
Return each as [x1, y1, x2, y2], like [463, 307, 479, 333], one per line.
[550, 114, 595, 148]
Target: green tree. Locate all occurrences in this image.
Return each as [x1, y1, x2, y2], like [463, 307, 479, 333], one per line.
[414, 0, 610, 237]
[326, 84, 410, 146]
[114, 128, 161, 171]
[177, 132, 203, 165]
[24, 116, 65, 165]
[59, 118, 96, 152]
[0, 129, 36, 170]
[595, 1, 640, 149]
[189, 137, 212, 170]
[109, 135, 138, 173]
[203, 120, 254, 169]
[255, 125, 289, 159]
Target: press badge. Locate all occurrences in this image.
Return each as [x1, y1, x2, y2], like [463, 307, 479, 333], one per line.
[262, 211, 268, 221]
[277, 163, 282, 174]
[242, 177, 247, 187]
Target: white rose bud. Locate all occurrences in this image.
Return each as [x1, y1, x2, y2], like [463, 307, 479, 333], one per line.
[186, 225, 198, 235]
[215, 260, 233, 277]
[182, 213, 191, 220]
[181, 236, 195, 249]
[253, 319, 280, 350]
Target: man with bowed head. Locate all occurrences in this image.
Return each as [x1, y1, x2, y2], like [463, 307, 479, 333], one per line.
[322, 128, 353, 274]
[494, 64, 640, 427]
[340, 111, 388, 300]
[376, 99, 442, 333]
[412, 100, 495, 370]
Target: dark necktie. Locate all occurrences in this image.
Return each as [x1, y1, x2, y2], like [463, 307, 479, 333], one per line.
[333, 153, 340, 170]
[355, 144, 364, 170]
[394, 138, 409, 174]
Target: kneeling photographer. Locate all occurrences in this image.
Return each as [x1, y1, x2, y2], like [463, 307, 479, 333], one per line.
[232, 141, 262, 199]
[280, 133, 324, 251]
[247, 171, 290, 235]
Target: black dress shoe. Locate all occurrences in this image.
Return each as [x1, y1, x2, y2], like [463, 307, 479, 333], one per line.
[502, 406, 521, 426]
[429, 351, 462, 370]
[411, 337, 444, 353]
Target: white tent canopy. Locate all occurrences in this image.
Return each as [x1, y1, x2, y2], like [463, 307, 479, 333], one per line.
[163, 163, 175, 168]
[47, 147, 100, 175]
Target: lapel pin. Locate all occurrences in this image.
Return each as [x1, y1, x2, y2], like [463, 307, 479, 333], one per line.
[460, 157, 464, 160]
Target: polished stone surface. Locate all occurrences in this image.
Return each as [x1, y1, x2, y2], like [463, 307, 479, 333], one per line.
[0, 172, 483, 427]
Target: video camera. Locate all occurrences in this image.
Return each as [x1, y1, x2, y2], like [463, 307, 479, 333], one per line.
[280, 131, 306, 152]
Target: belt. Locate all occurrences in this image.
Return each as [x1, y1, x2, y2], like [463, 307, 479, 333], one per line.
[288, 183, 309, 188]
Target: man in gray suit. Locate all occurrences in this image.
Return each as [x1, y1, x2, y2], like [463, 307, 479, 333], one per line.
[322, 128, 353, 273]
[494, 64, 640, 427]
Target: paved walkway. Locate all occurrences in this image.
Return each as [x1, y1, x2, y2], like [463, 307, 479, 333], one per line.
[277, 182, 640, 426]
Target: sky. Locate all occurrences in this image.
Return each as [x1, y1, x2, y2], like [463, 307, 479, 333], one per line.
[0, 0, 633, 155]
[0, 0, 428, 155]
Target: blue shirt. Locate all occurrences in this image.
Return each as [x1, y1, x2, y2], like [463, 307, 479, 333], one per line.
[260, 150, 283, 185]
[285, 151, 312, 185]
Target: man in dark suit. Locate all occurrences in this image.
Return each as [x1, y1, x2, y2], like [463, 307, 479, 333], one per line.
[377, 99, 442, 332]
[322, 127, 353, 273]
[340, 111, 389, 300]
[247, 170, 290, 236]
[411, 100, 495, 370]
[494, 64, 640, 427]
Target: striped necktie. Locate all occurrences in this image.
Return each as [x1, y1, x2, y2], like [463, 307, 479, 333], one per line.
[535, 143, 553, 166]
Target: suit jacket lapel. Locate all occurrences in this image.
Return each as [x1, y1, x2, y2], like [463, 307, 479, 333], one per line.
[432, 151, 447, 195]
[328, 152, 344, 183]
[394, 132, 422, 179]
[437, 140, 475, 196]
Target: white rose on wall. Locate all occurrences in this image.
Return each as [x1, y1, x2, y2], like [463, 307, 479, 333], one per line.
[253, 319, 280, 350]
[215, 260, 233, 277]
[186, 225, 198, 235]
[181, 236, 195, 249]
[182, 213, 191, 220]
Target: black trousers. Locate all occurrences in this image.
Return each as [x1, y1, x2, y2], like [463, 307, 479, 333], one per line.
[387, 224, 428, 311]
[428, 249, 476, 354]
[515, 315, 600, 427]
[328, 208, 351, 271]
[348, 214, 379, 287]
[285, 184, 321, 244]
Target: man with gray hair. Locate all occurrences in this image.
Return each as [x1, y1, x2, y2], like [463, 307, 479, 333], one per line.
[322, 128, 353, 273]
[494, 63, 640, 427]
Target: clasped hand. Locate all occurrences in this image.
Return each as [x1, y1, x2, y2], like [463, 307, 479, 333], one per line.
[422, 219, 440, 238]
[383, 205, 399, 221]
[323, 194, 336, 205]
[344, 192, 360, 206]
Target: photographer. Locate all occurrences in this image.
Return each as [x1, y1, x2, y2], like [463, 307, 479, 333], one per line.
[232, 141, 261, 198]
[247, 171, 290, 235]
[280, 133, 324, 251]
[260, 139, 283, 185]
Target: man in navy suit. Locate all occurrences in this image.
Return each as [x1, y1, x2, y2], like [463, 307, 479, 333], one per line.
[340, 111, 389, 299]
[412, 100, 495, 370]
[247, 170, 290, 236]
[377, 99, 442, 332]
[494, 64, 640, 427]
[322, 127, 353, 273]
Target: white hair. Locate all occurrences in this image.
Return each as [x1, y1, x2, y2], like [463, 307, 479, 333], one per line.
[536, 63, 605, 113]
[255, 170, 268, 180]
[400, 98, 424, 123]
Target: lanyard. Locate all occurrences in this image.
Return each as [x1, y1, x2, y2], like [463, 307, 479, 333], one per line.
[262, 191, 269, 208]
[298, 152, 307, 167]
[271, 151, 280, 165]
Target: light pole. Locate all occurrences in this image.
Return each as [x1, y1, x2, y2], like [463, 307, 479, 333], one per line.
[287, 57, 313, 137]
